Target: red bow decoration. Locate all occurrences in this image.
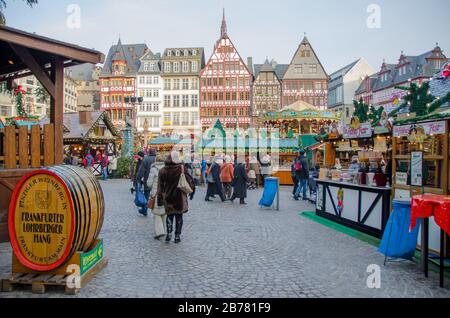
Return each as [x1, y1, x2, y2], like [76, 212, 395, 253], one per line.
[14, 85, 26, 95]
[443, 64, 450, 79]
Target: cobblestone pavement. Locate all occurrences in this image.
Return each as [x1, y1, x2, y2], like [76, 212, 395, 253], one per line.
[1, 179, 450, 298]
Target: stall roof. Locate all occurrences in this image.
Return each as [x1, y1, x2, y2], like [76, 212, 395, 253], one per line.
[0, 25, 104, 81]
[264, 100, 341, 121]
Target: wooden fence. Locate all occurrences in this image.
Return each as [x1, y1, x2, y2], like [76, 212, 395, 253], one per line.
[0, 124, 55, 169]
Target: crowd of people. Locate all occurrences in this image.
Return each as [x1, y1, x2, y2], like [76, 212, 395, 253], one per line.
[64, 150, 118, 180]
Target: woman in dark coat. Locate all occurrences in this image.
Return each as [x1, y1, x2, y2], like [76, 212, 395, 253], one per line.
[230, 158, 250, 205]
[205, 156, 225, 202]
[157, 151, 195, 243]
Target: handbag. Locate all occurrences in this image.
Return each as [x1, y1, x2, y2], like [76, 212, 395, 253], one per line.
[178, 165, 193, 194]
[147, 196, 156, 210]
[134, 184, 147, 208]
[195, 168, 201, 177]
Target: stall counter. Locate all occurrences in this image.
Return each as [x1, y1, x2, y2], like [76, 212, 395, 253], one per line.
[315, 179, 391, 238]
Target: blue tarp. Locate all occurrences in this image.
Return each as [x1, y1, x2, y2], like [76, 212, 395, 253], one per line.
[379, 200, 421, 260]
[259, 177, 279, 208]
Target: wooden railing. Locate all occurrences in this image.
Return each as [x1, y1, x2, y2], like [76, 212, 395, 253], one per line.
[0, 124, 55, 169]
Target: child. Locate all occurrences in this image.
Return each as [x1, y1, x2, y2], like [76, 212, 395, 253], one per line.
[247, 169, 257, 190]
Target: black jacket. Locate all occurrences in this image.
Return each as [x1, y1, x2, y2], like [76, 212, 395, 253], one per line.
[137, 155, 156, 191]
[232, 163, 250, 199]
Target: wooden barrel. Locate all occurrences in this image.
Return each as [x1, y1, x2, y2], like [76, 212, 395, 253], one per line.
[8, 165, 105, 272]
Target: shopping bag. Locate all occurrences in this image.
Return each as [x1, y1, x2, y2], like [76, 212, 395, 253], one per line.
[178, 166, 193, 194]
[134, 184, 147, 208]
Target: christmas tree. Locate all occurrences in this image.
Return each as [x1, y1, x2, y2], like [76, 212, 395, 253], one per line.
[352, 98, 369, 123]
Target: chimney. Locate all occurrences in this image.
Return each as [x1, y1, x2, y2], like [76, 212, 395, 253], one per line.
[247, 57, 253, 74]
[79, 111, 91, 125]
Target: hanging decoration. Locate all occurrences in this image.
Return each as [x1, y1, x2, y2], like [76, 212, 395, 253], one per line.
[352, 98, 369, 123]
[14, 85, 28, 118]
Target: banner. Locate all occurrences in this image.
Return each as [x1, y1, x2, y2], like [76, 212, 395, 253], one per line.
[393, 121, 446, 137]
[343, 122, 372, 139]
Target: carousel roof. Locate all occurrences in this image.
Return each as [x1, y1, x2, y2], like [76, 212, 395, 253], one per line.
[264, 100, 341, 121]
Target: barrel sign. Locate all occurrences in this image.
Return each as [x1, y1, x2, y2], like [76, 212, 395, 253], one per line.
[8, 166, 104, 271]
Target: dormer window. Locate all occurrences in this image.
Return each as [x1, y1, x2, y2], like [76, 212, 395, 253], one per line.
[176, 50, 180, 56]
[192, 49, 197, 56]
[150, 62, 155, 72]
[168, 51, 172, 57]
[144, 63, 149, 72]
[184, 50, 189, 56]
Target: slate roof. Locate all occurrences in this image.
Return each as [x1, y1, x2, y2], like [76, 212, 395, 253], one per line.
[67, 63, 100, 81]
[430, 63, 450, 108]
[329, 59, 360, 82]
[355, 73, 378, 95]
[101, 39, 148, 77]
[253, 62, 289, 81]
[372, 64, 397, 91]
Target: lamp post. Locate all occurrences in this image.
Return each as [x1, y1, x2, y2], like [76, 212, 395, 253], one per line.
[122, 96, 143, 157]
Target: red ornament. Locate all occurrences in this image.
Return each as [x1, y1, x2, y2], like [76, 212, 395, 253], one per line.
[443, 64, 450, 79]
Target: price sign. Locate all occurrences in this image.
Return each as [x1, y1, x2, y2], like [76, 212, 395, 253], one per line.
[410, 152, 423, 186]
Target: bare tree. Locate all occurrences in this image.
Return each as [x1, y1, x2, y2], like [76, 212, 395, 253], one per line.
[0, 0, 38, 25]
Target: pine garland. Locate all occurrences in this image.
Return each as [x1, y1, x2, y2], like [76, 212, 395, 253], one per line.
[353, 98, 369, 123]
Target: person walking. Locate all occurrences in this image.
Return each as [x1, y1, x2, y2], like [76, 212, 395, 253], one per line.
[109, 154, 118, 179]
[192, 156, 202, 186]
[291, 161, 299, 197]
[201, 158, 207, 186]
[220, 155, 234, 200]
[294, 151, 310, 201]
[131, 151, 145, 195]
[205, 155, 225, 202]
[136, 149, 157, 216]
[249, 156, 261, 188]
[157, 151, 195, 243]
[230, 157, 250, 205]
[260, 155, 272, 187]
[83, 152, 95, 174]
[146, 158, 165, 239]
[101, 152, 109, 181]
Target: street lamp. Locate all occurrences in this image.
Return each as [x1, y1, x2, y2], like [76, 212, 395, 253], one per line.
[121, 96, 143, 157]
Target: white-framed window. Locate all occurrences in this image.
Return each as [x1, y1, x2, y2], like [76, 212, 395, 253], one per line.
[182, 61, 189, 73]
[184, 49, 189, 56]
[190, 111, 198, 125]
[181, 112, 189, 125]
[182, 79, 189, 90]
[164, 62, 171, 73]
[192, 61, 198, 72]
[144, 63, 149, 72]
[153, 90, 159, 98]
[191, 78, 198, 90]
[153, 104, 159, 112]
[173, 62, 180, 73]
[309, 64, 317, 73]
[295, 66, 303, 74]
[164, 95, 171, 107]
[146, 76, 152, 85]
[146, 104, 151, 112]
[173, 95, 180, 107]
[139, 76, 145, 85]
[173, 79, 180, 90]
[164, 79, 171, 90]
[149, 62, 155, 71]
[153, 117, 159, 127]
[173, 112, 180, 125]
[153, 76, 159, 84]
[176, 50, 180, 56]
[182, 95, 189, 107]
[167, 50, 172, 57]
[191, 95, 198, 107]
[146, 89, 152, 97]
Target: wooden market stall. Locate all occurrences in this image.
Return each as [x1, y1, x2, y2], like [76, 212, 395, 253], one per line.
[0, 25, 106, 294]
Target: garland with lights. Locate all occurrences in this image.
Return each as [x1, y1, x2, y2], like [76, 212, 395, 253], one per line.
[353, 98, 369, 123]
[13, 85, 28, 118]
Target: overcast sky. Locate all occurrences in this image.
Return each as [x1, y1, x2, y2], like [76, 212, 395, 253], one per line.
[3, 0, 450, 73]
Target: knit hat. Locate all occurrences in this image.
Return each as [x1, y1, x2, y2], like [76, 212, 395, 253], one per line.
[170, 151, 181, 164]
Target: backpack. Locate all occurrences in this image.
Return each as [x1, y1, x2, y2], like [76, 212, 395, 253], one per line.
[295, 160, 302, 172]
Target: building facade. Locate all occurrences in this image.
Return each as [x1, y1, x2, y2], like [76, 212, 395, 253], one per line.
[372, 45, 447, 113]
[136, 50, 163, 135]
[100, 39, 148, 128]
[200, 12, 253, 130]
[64, 72, 78, 113]
[252, 59, 287, 121]
[161, 47, 205, 136]
[67, 63, 102, 110]
[282, 36, 328, 108]
[354, 74, 378, 106]
[328, 58, 375, 123]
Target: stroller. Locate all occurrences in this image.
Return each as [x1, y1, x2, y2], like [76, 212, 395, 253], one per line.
[308, 177, 318, 204]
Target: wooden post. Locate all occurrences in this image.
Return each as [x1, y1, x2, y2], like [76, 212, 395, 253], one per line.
[50, 57, 64, 165]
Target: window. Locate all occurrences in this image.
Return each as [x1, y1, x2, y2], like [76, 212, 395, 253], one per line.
[146, 89, 152, 97]
[191, 78, 198, 90]
[139, 76, 145, 85]
[173, 112, 180, 125]
[153, 90, 159, 98]
[192, 61, 198, 72]
[164, 95, 171, 107]
[146, 76, 152, 85]
[154, 104, 160, 112]
[173, 62, 180, 73]
[182, 61, 189, 73]
[192, 49, 197, 56]
[191, 95, 198, 107]
[309, 64, 317, 73]
[144, 63, 149, 71]
[182, 79, 189, 90]
[184, 50, 189, 56]
[149, 62, 155, 71]
[294, 66, 303, 74]
[173, 95, 180, 107]
[315, 82, 322, 90]
[173, 79, 180, 90]
[146, 104, 151, 112]
[167, 50, 172, 56]
[164, 79, 171, 90]
[182, 95, 189, 107]
[164, 112, 171, 124]
[191, 112, 198, 125]
[164, 62, 171, 73]
[182, 112, 189, 125]
[153, 117, 159, 127]
[176, 50, 180, 56]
